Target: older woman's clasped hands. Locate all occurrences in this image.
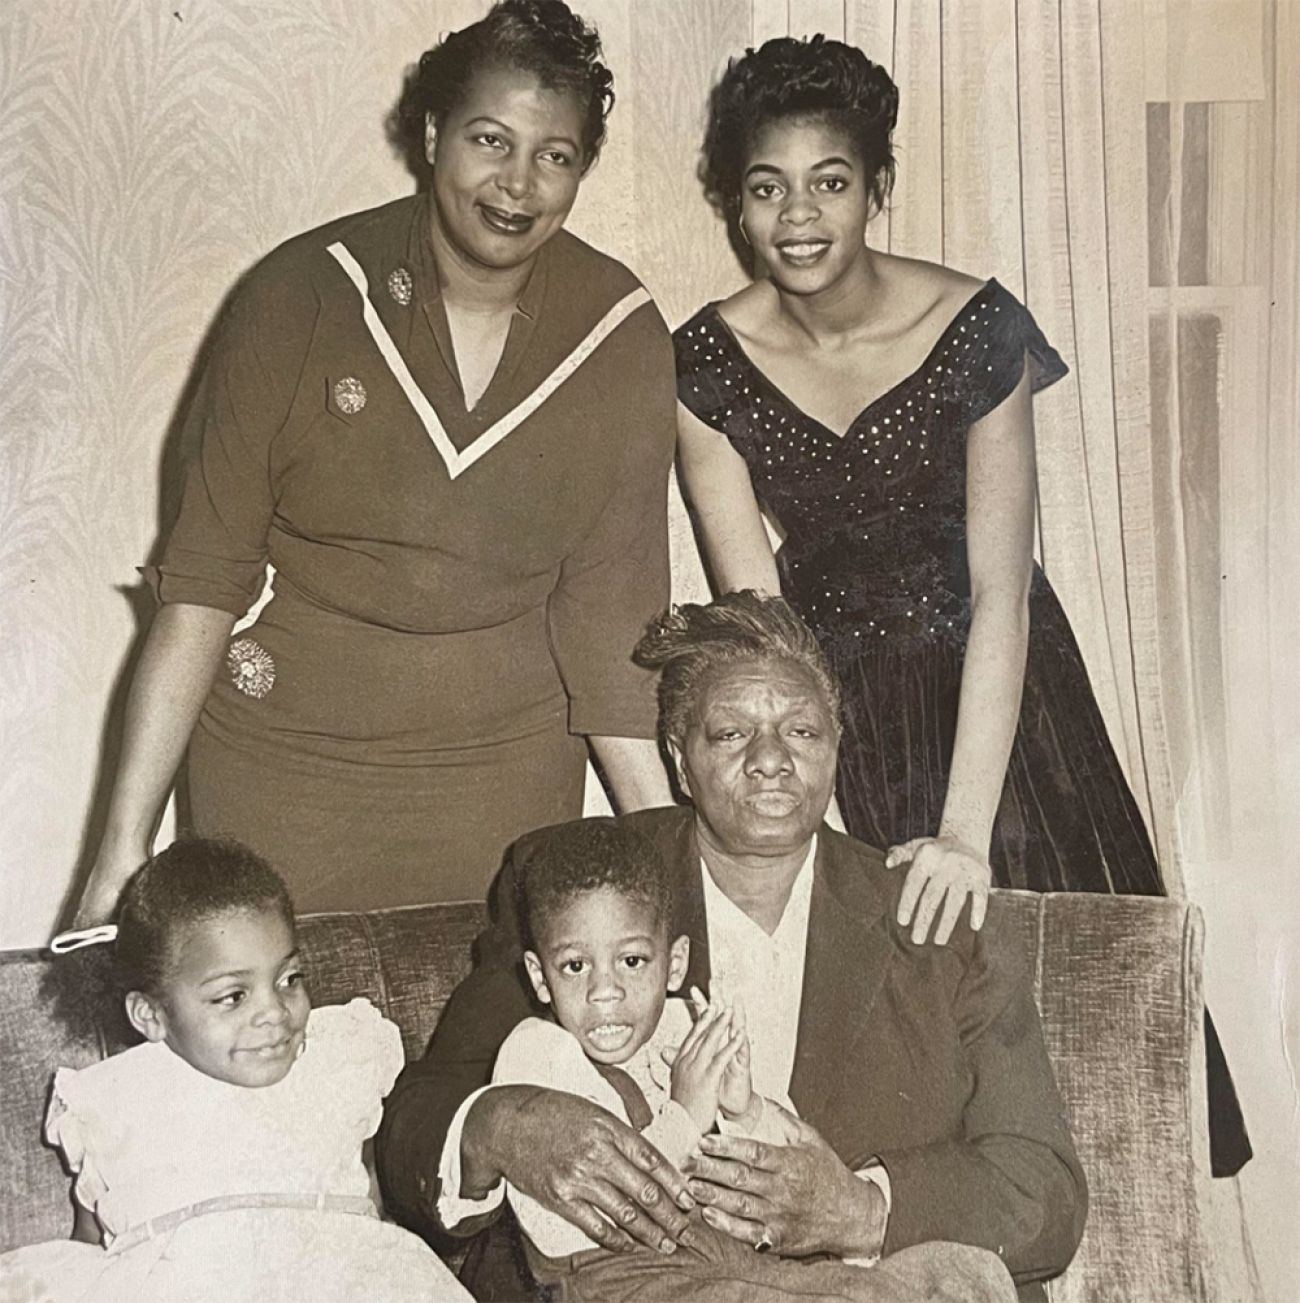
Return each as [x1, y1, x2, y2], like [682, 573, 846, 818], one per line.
[667, 986, 887, 1261]
[688, 1107, 887, 1260]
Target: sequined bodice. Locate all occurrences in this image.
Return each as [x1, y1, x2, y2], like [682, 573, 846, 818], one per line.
[675, 280, 1065, 654]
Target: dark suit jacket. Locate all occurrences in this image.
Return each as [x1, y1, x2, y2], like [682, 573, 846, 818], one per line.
[376, 806, 1087, 1292]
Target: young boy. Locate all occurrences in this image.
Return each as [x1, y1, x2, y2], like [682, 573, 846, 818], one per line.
[491, 820, 1017, 1303]
[496, 818, 789, 1265]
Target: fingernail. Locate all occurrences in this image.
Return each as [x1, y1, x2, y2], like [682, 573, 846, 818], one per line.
[660, 1238, 677, 1255]
[698, 1135, 719, 1151]
[701, 1208, 720, 1228]
[687, 1179, 707, 1197]
[677, 1190, 696, 1210]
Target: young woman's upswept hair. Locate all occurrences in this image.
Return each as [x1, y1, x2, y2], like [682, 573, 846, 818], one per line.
[701, 35, 899, 219]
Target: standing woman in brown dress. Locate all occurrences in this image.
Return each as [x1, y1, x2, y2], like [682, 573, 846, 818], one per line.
[74, 0, 675, 924]
[673, 35, 1249, 1176]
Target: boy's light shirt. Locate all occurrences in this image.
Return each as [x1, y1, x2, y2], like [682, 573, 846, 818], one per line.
[497, 1002, 798, 1258]
[436, 1084, 507, 1228]
[437, 1001, 789, 1257]
[498, 1007, 693, 1259]
[438, 835, 891, 1260]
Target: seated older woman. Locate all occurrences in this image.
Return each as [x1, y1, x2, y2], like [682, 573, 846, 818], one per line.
[376, 593, 1087, 1302]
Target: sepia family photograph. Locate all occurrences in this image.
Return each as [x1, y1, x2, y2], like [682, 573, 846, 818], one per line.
[1, 0, 1296, 1299]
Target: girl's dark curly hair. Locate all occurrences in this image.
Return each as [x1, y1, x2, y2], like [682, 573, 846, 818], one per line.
[393, 0, 614, 173]
[115, 837, 295, 998]
[701, 35, 899, 218]
[47, 838, 295, 1047]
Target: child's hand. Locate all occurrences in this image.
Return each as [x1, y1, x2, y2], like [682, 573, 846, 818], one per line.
[716, 995, 756, 1123]
[667, 988, 742, 1133]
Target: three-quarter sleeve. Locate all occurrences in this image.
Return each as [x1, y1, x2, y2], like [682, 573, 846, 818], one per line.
[547, 303, 676, 739]
[964, 282, 1069, 426]
[145, 263, 314, 616]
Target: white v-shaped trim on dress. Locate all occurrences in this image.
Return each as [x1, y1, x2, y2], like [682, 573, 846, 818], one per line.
[326, 241, 651, 481]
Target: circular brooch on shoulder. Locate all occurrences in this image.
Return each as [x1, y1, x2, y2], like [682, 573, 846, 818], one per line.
[387, 267, 413, 306]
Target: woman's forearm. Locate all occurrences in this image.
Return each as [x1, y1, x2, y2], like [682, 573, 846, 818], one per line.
[711, 543, 781, 598]
[589, 735, 674, 812]
[458, 1085, 531, 1199]
[940, 593, 1030, 856]
[77, 603, 236, 923]
[101, 603, 236, 844]
[676, 403, 782, 597]
[945, 369, 1037, 860]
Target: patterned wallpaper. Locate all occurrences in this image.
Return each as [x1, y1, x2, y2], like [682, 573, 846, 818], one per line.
[2, 1, 436, 941]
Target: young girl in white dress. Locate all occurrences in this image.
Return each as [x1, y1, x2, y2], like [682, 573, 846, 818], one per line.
[1, 838, 468, 1302]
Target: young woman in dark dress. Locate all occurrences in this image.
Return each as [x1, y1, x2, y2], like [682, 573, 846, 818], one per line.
[673, 35, 1249, 1176]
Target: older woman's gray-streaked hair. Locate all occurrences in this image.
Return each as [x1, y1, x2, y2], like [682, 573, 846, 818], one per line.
[632, 591, 842, 745]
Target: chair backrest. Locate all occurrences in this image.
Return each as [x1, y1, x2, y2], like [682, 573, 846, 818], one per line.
[1007, 891, 1212, 1302]
[0, 892, 1211, 1302]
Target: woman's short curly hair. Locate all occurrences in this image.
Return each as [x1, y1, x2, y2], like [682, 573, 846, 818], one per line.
[394, 0, 614, 171]
[701, 35, 899, 217]
[633, 591, 842, 748]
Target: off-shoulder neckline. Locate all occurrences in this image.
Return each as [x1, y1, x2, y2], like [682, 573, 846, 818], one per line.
[693, 278, 999, 442]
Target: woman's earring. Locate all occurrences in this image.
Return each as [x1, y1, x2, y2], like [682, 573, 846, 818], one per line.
[737, 213, 750, 245]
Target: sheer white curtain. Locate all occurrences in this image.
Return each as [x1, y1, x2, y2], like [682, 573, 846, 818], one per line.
[832, 0, 1293, 909]
[840, 4, 1291, 1296]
